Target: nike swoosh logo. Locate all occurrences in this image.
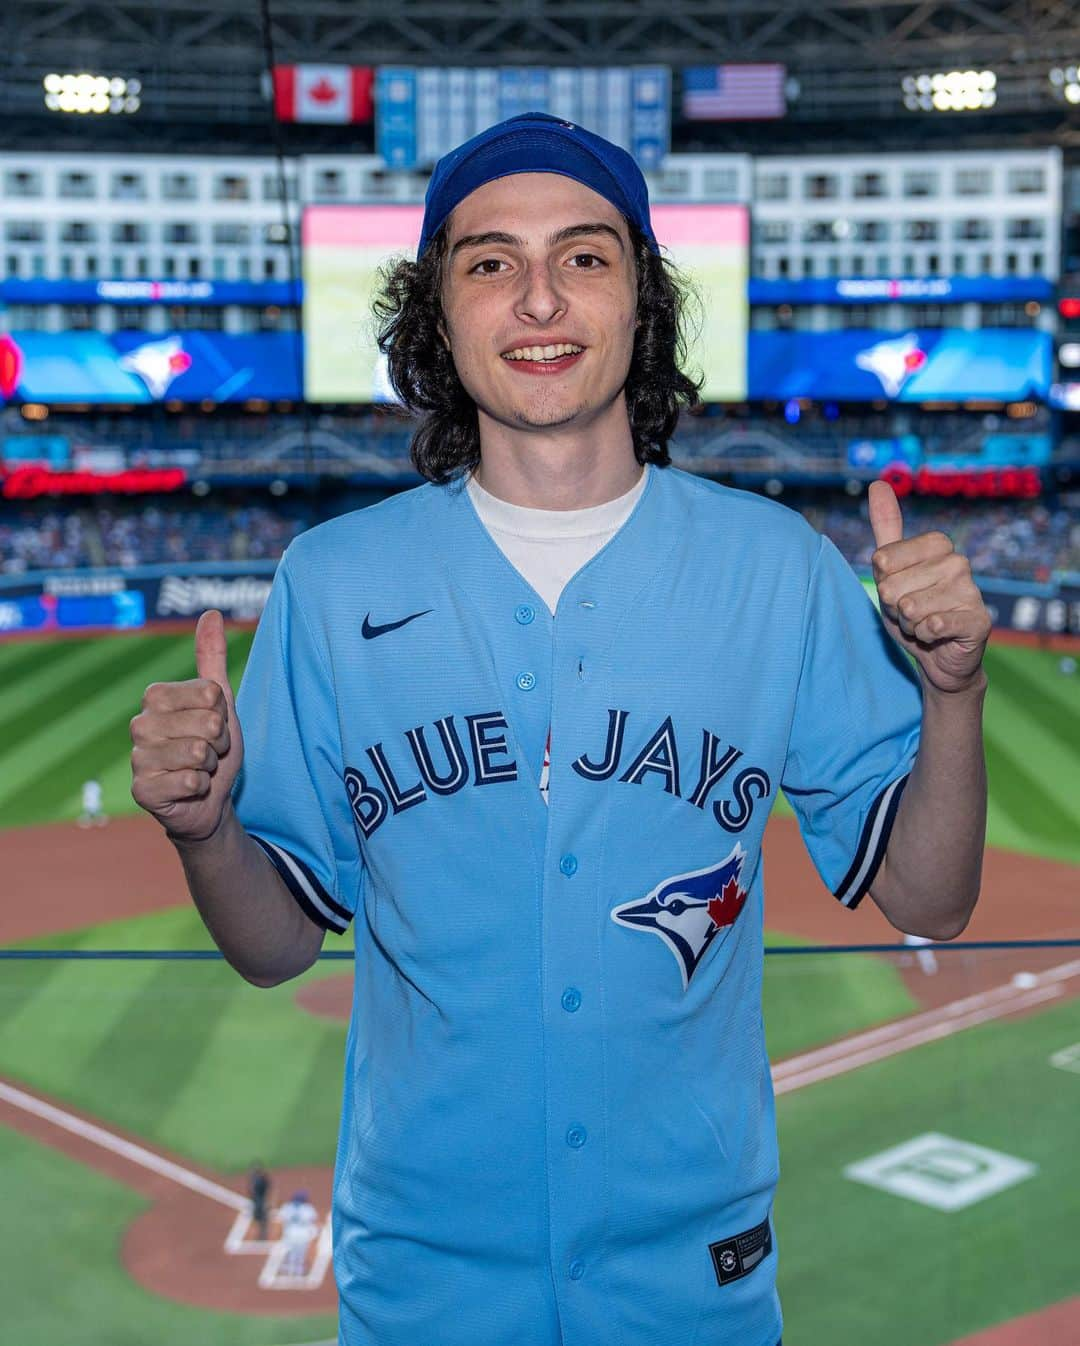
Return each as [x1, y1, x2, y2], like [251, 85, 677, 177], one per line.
[362, 609, 433, 640]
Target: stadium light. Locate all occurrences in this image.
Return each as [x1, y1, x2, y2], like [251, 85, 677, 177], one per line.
[43, 72, 141, 115]
[1059, 342, 1080, 368]
[901, 69, 996, 112]
[1049, 66, 1080, 104]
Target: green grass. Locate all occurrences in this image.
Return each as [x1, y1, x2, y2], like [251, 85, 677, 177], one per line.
[774, 991, 1080, 1346]
[771, 642, 1080, 864]
[762, 934, 918, 1060]
[0, 629, 254, 829]
[1, 631, 1077, 863]
[0, 907, 351, 1173]
[0, 1128, 337, 1346]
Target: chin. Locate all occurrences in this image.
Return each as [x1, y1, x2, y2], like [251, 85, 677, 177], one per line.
[510, 403, 591, 430]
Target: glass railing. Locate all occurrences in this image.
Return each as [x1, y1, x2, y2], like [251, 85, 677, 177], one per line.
[1, 938, 1076, 1346]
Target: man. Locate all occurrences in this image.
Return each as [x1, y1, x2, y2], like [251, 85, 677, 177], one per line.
[248, 1161, 271, 1242]
[130, 113, 991, 1346]
[278, 1189, 319, 1279]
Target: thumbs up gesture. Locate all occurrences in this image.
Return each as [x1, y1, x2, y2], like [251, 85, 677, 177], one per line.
[868, 480, 992, 694]
[130, 609, 245, 842]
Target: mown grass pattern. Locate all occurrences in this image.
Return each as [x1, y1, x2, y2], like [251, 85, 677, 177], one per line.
[0, 632, 1076, 861]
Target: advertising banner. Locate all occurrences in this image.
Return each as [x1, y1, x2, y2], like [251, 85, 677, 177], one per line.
[749, 328, 1052, 403]
[2, 331, 301, 404]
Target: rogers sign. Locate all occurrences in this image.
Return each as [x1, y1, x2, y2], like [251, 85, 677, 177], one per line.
[0, 466, 186, 499]
[880, 462, 1041, 500]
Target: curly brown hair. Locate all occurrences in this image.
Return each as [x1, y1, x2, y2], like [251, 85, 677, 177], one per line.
[372, 218, 702, 485]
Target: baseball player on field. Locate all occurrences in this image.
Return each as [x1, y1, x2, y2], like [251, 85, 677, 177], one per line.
[130, 113, 991, 1346]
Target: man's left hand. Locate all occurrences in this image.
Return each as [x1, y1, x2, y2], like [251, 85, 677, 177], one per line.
[868, 479, 992, 695]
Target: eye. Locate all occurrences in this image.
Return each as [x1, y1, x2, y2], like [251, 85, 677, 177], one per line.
[568, 252, 606, 269]
[469, 257, 509, 275]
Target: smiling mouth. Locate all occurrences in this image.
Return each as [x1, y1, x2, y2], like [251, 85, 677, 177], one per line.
[501, 343, 585, 363]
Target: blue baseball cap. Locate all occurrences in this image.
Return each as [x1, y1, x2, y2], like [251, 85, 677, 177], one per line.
[417, 111, 659, 259]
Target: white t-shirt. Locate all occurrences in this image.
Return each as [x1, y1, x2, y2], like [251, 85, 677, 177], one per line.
[466, 466, 649, 616]
[467, 466, 649, 803]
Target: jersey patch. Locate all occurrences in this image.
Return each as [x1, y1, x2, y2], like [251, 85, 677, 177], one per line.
[610, 845, 748, 989]
[708, 1215, 773, 1287]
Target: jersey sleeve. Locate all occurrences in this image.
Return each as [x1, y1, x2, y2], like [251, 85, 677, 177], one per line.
[231, 550, 362, 935]
[781, 532, 922, 910]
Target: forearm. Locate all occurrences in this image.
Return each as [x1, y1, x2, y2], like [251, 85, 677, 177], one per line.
[170, 799, 325, 986]
[869, 669, 988, 940]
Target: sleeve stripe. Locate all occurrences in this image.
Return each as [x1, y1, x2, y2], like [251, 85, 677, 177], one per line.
[833, 773, 910, 909]
[250, 835, 352, 935]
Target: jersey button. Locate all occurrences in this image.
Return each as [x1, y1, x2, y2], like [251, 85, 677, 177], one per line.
[561, 987, 582, 1013]
[516, 671, 536, 691]
[569, 1258, 585, 1280]
[559, 853, 578, 877]
[566, 1125, 587, 1148]
[514, 603, 535, 625]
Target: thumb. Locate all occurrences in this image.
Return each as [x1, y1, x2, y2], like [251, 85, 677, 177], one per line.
[194, 609, 233, 698]
[868, 479, 904, 549]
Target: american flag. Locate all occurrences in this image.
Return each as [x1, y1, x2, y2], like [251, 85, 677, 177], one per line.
[682, 64, 787, 121]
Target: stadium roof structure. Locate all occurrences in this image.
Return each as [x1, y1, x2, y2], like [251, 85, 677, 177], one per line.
[2, 0, 1079, 157]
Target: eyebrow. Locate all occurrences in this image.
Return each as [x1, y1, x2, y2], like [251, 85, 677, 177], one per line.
[449, 222, 626, 261]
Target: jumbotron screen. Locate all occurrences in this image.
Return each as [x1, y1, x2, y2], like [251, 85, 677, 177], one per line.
[302, 203, 748, 403]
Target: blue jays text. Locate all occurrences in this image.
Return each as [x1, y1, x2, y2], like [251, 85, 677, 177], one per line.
[345, 707, 772, 838]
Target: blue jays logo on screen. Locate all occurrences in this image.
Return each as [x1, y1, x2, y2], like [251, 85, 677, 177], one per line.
[118, 336, 193, 398]
[854, 331, 928, 398]
[611, 845, 748, 989]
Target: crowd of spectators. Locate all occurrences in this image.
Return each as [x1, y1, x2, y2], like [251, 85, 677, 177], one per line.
[806, 496, 1080, 584]
[0, 500, 311, 573]
[1, 487, 1076, 583]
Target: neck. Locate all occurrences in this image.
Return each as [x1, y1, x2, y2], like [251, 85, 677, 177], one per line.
[473, 398, 641, 509]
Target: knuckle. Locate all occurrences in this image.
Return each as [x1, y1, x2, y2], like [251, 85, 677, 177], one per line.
[206, 712, 224, 739]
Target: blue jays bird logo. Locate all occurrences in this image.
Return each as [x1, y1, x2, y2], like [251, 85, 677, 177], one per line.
[611, 845, 748, 989]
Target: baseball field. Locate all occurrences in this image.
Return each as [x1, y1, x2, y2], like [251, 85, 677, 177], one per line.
[1, 627, 1077, 1346]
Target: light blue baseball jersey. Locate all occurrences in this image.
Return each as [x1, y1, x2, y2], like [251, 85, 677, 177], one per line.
[233, 464, 922, 1346]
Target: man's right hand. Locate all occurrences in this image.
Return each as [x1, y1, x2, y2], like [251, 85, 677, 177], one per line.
[130, 609, 245, 843]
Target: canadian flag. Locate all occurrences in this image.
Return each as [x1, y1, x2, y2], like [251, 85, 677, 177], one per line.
[272, 65, 373, 123]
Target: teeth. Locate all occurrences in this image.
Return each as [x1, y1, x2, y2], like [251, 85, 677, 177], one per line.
[502, 343, 584, 361]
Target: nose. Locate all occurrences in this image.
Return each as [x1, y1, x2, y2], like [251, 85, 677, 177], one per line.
[514, 260, 566, 326]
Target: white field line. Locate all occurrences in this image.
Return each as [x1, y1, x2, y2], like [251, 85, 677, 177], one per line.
[224, 1208, 275, 1255]
[256, 1222, 332, 1291]
[257, 1237, 289, 1288]
[772, 958, 1080, 1095]
[0, 1078, 247, 1212]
